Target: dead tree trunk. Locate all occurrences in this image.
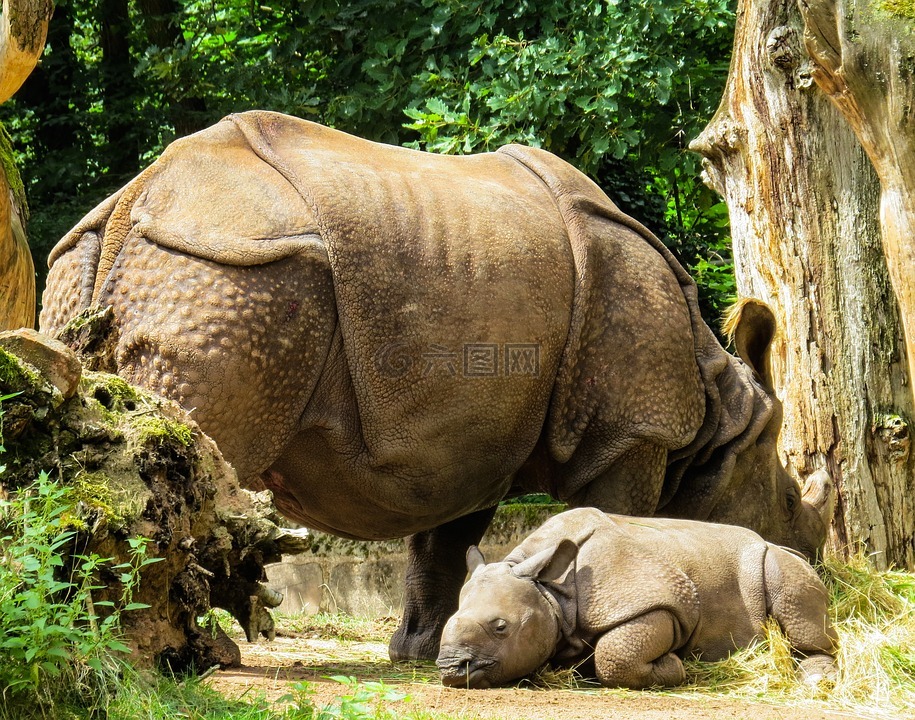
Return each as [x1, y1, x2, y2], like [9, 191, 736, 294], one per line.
[0, 0, 51, 330]
[0, 317, 313, 670]
[0, 130, 33, 330]
[691, 0, 915, 568]
[798, 0, 915, 390]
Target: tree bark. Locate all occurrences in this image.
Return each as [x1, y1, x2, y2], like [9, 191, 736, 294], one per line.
[0, 0, 50, 330]
[691, 0, 915, 568]
[0, 135, 33, 330]
[0, 0, 52, 104]
[798, 0, 915, 390]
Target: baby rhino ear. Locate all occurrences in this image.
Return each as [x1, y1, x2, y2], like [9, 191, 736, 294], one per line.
[466, 545, 486, 574]
[512, 539, 579, 582]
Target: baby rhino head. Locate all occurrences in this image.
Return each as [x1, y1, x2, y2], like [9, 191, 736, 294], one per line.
[437, 539, 578, 689]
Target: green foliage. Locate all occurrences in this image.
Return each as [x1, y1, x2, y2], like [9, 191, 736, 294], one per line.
[2, 0, 736, 322]
[877, 0, 915, 19]
[96, 670, 416, 720]
[0, 475, 152, 713]
[282, 676, 409, 720]
[0, 390, 162, 716]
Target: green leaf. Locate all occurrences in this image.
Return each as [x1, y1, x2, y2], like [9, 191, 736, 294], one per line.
[105, 639, 133, 654]
[123, 602, 152, 612]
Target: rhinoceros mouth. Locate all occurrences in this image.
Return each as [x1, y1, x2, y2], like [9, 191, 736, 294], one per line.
[437, 657, 497, 689]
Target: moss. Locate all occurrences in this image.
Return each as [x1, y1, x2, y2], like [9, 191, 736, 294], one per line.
[873, 411, 908, 427]
[0, 122, 27, 221]
[130, 414, 193, 448]
[877, 0, 915, 18]
[59, 510, 89, 532]
[71, 470, 151, 529]
[80, 371, 141, 411]
[72, 471, 126, 527]
[0, 347, 40, 394]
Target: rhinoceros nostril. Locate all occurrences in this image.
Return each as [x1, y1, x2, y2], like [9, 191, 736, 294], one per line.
[436, 652, 473, 672]
[438, 656, 497, 689]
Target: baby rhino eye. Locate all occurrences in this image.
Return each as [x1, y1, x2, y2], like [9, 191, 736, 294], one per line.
[491, 618, 508, 634]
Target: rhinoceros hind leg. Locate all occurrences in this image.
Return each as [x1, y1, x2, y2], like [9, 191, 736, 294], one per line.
[763, 545, 838, 682]
[593, 609, 686, 689]
[389, 505, 498, 662]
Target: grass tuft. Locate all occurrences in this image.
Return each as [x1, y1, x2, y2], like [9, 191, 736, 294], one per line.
[822, 554, 915, 715]
[277, 612, 399, 643]
[523, 662, 601, 691]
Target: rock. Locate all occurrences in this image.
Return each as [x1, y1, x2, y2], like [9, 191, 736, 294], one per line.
[0, 328, 82, 399]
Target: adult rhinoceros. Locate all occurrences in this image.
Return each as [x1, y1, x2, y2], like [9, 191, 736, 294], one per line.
[40, 110, 833, 662]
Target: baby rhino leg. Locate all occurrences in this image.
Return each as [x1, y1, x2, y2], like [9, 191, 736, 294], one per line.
[594, 610, 685, 689]
[764, 545, 839, 684]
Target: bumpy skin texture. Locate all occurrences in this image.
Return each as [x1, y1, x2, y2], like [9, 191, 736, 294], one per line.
[438, 508, 838, 689]
[41, 111, 832, 661]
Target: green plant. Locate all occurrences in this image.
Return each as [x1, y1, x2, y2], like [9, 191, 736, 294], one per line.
[2, 0, 737, 318]
[283, 676, 409, 720]
[0, 471, 161, 715]
[106, 665, 286, 719]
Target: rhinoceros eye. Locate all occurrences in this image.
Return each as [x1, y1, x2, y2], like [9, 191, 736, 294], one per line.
[785, 486, 799, 515]
[491, 618, 508, 635]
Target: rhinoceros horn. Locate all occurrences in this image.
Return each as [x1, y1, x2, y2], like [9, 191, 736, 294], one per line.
[802, 469, 835, 527]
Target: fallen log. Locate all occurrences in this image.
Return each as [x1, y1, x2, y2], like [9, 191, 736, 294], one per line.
[0, 318, 311, 671]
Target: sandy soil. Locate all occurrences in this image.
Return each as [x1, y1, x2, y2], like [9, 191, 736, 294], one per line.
[207, 631, 887, 720]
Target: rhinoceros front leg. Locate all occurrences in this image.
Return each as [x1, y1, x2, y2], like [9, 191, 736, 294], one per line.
[593, 609, 686, 689]
[566, 442, 667, 516]
[389, 505, 498, 662]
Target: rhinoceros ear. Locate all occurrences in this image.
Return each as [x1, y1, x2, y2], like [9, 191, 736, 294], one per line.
[512, 539, 578, 583]
[466, 545, 486, 575]
[724, 298, 777, 391]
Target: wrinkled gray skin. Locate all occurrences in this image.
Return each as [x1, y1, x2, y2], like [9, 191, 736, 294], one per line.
[39, 111, 834, 661]
[438, 508, 838, 689]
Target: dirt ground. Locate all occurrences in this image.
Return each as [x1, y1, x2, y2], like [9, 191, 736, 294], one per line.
[207, 628, 886, 720]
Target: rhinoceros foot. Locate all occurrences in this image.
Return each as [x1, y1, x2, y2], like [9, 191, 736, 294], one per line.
[799, 653, 838, 688]
[389, 621, 443, 663]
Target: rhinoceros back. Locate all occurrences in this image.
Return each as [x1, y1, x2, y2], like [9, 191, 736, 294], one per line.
[44, 111, 579, 524]
[223, 112, 578, 489]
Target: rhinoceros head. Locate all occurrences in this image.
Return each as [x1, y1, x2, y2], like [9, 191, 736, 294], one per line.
[437, 541, 578, 689]
[701, 300, 835, 560]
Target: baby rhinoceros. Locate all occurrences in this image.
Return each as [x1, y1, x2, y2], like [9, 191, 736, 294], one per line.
[437, 507, 837, 690]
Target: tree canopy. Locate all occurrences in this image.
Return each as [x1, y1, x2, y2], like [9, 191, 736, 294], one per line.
[2, 0, 736, 321]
